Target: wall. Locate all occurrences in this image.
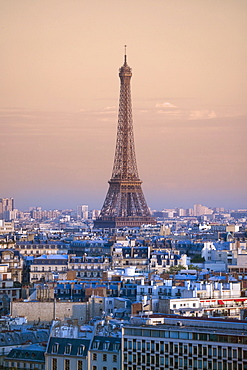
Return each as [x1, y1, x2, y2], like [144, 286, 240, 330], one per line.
[11, 301, 88, 324]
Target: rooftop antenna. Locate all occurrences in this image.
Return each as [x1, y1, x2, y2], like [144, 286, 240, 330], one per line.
[124, 44, 127, 64]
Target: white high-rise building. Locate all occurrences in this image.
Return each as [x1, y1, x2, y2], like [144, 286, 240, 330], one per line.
[193, 203, 213, 216]
[91, 209, 100, 220]
[77, 205, 89, 220]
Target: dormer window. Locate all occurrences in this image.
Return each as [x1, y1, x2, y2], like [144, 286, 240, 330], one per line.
[64, 344, 72, 355]
[113, 343, 120, 351]
[77, 345, 85, 356]
[93, 340, 100, 349]
[103, 341, 110, 350]
[52, 343, 59, 353]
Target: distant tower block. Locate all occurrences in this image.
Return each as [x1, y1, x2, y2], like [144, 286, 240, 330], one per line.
[94, 50, 156, 228]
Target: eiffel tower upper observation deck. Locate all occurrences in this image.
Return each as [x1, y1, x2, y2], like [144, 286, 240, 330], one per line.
[94, 49, 156, 228]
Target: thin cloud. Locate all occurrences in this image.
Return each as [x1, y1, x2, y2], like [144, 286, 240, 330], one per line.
[79, 108, 90, 112]
[103, 106, 117, 110]
[155, 102, 177, 108]
[79, 106, 117, 115]
[154, 103, 217, 120]
[157, 110, 181, 115]
[188, 110, 217, 120]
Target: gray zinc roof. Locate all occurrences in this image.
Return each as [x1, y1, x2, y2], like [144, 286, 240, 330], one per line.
[46, 337, 90, 357]
[4, 343, 45, 363]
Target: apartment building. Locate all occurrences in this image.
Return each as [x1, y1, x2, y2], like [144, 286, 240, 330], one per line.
[68, 255, 111, 280]
[45, 320, 121, 370]
[111, 244, 150, 272]
[3, 343, 46, 369]
[0, 249, 23, 282]
[30, 255, 68, 283]
[89, 335, 121, 370]
[122, 320, 247, 370]
[46, 336, 90, 370]
[0, 220, 14, 234]
[15, 241, 68, 257]
[0, 264, 21, 314]
[0, 327, 48, 369]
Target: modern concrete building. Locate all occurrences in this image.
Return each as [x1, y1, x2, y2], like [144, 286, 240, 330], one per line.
[122, 318, 247, 370]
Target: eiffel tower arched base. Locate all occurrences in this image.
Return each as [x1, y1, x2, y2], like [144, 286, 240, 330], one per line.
[94, 215, 156, 229]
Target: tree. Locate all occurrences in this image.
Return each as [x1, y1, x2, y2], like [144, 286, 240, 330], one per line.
[167, 264, 185, 274]
[191, 254, 205, 263]
[188, 264, 202, 272]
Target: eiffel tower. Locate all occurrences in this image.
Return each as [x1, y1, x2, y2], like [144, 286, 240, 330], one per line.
[94, 49, 156, 228]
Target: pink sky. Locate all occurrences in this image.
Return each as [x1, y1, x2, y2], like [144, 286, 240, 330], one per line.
[1, 0, 247, 211]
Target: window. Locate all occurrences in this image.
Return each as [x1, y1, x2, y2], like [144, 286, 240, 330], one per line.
[93, 341, 100, 349]
[78, 345, 85, 356]
[113, 354, 117, 362]
[93, 353, 97, 361]
[64, 344, 72, 354]
[103, 367, 107, 370]
[52, 358, 57, 370]
[113, 343, 120, 351]
[64, 359, 70, 370]
[92, 367, 97, 370]
[52, 343, 59, 353]
[103, 341, 110, 350]
[78, 360, 83, 370]
[103, 354, 107, 361]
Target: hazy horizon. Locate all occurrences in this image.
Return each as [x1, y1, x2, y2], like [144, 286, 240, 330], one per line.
[1, 0, 247, 212]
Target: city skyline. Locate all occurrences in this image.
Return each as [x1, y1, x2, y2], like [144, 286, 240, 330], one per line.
[1, 1, 247, 211]
[2, 199, 245, 214]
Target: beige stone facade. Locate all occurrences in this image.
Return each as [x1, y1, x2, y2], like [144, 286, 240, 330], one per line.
[11, 297, 105, 324]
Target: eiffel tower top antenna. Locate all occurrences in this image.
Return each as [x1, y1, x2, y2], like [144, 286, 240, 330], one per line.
[124, 45, 127, 64]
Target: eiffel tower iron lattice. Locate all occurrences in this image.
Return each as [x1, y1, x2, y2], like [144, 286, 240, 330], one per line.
[94, 50, 156, 228]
